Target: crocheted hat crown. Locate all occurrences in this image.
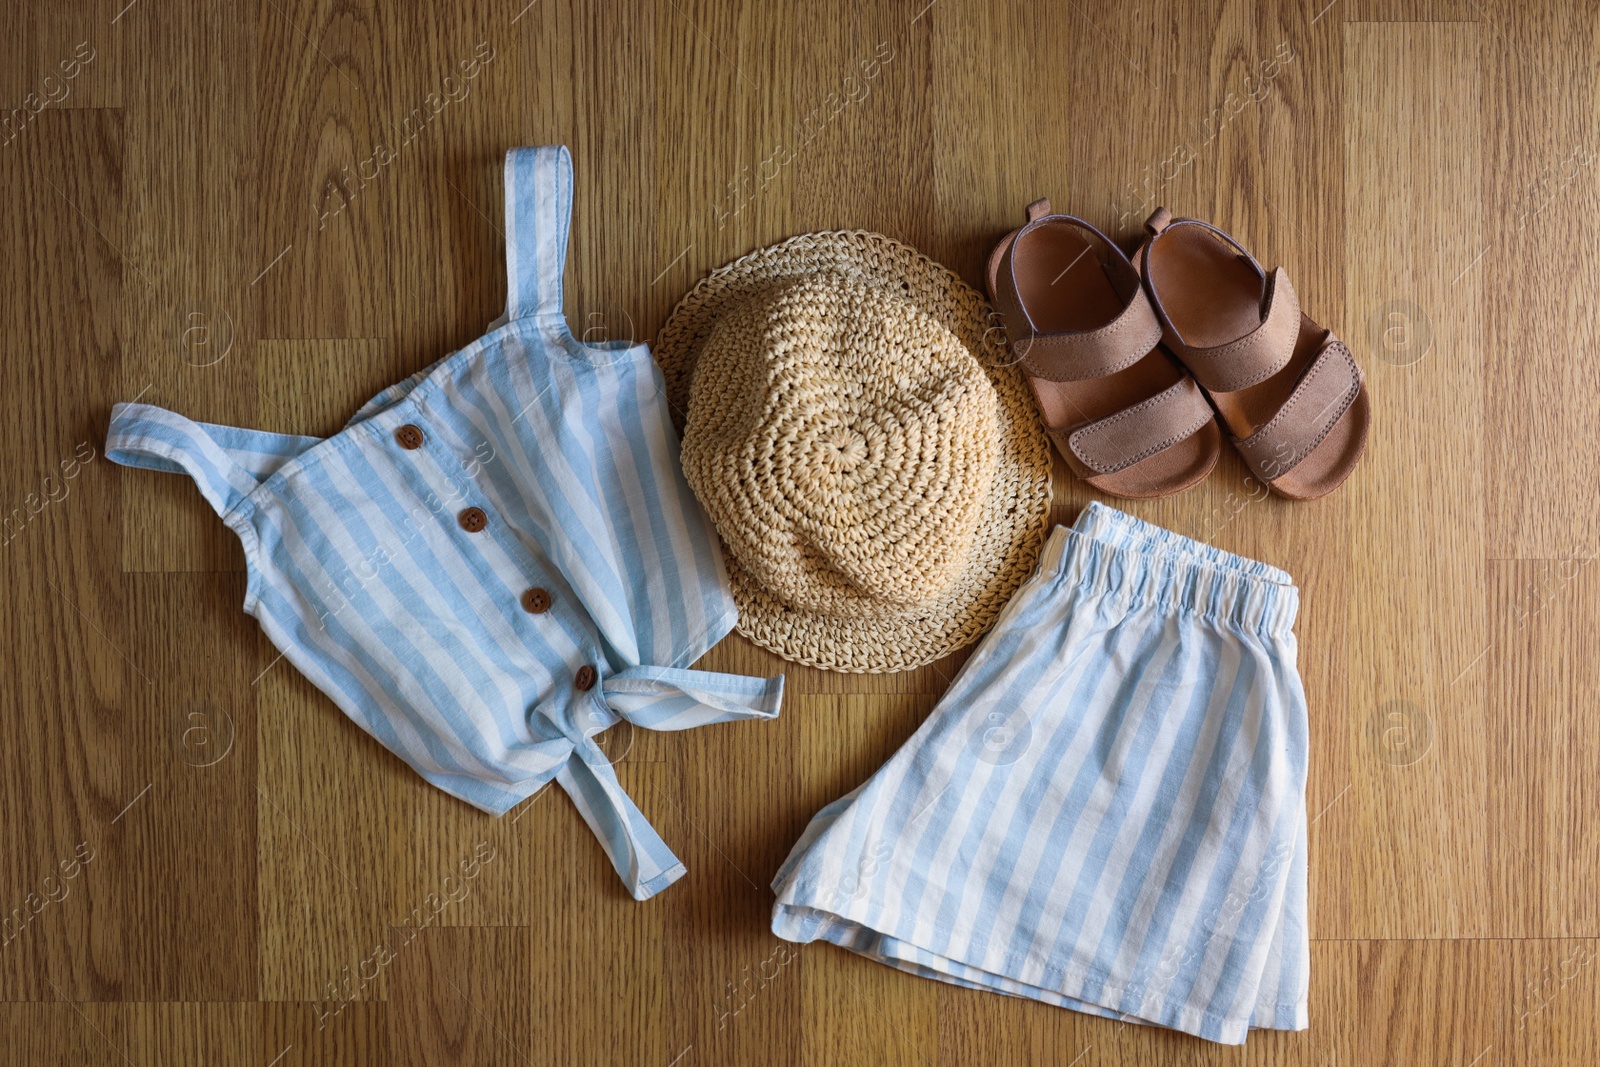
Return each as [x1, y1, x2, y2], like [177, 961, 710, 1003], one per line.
[655, 230, 1052, 673]
[681, 276, 999, 618]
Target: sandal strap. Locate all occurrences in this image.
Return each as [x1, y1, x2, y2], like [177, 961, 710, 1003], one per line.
[1234, 337, 1364, 483]
[1015, 289, 1164, 383]
[994, 215, 1164, 383]
[1163, 267, 1303, 394]
[1065, 375, 1216, 475]
[1140, 210, 1301, 394]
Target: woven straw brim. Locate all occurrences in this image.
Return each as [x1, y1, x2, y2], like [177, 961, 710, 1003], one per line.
[655, 230, 1052, 673]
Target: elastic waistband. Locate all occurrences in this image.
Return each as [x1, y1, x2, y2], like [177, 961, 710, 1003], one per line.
[1039, 502, 1298, 636]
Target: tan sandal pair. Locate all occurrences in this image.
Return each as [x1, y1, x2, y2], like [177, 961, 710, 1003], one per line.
[987, 201, 1368, 500]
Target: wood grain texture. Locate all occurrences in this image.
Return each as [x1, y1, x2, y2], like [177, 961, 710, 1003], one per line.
[3, 0, 1600, 1063]
[1343, 19, 1491, 940]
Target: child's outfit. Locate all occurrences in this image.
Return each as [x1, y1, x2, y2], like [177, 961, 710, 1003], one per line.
[771, 502, 1309, 1044]
[107, 145, 1320, 1044]
[105, 146, 783, 901]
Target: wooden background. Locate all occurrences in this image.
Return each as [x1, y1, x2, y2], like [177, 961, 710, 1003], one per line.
[2, 0, 1597, 1062]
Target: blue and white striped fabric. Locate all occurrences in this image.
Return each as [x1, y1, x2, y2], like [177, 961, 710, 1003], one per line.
[107, 146, 783, 901]
[771, 502, 1307, 1043]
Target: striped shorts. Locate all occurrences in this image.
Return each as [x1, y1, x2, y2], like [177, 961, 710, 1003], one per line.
[771, 503, 1309, 1044]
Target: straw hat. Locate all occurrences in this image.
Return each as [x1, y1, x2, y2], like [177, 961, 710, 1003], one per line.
[656, 230, 1052, 673]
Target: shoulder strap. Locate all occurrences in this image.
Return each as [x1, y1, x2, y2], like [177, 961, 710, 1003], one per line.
[106, 402, 319, 517]
[502, 145, 573, 322]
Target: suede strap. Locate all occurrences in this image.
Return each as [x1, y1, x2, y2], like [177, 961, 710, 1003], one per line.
[1234, 338, 1364, 482]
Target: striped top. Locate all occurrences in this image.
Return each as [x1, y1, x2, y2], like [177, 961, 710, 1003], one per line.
[106, 146, 783, 900]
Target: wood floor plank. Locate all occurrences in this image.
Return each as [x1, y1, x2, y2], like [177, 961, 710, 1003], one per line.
[938, 985, 1126, 1067]
[390, 825, 684, 1062]
[261, 1001, 388, 1067]
[1504, 938, 1600, 1066]
[648, 0, 772, 301]
[256, 663, 398, 1004]
[0, 1004, 102, 1065]
[1342, 0, 1479, 20]
[93, 1002, 257, 1066]
[255, 0, 396, 342]
[0, 0, 120, 114]
[1341, 19, 1491, 939]
[385, 926, 531, 1067]
[1485, 561, 1600, 938]
[382, 1, 520, 366]
[1480, 0, 1600, 557]
[0, 1001, 390, 1066]
[0, 108, 131, 1005]
[118, 573, 261, 1001]
[514, 764, 681, 1064]
[663, 702, 806, 1064]
[796, 944, 936, 1067]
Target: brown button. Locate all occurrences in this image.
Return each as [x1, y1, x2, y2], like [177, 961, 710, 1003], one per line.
[521, 588, 551, 614]
[574, 665, 597, 691]
[394, 424, 424, 450]
[458, 507, 488, 533]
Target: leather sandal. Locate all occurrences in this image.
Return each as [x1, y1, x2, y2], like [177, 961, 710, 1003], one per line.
[1134, 208, 1370, 501]
[986, 199, 1221, 499]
